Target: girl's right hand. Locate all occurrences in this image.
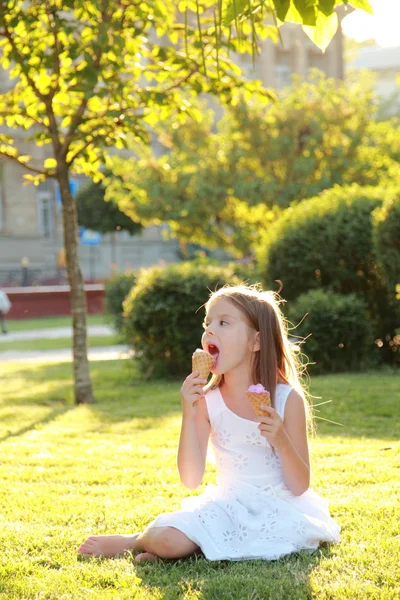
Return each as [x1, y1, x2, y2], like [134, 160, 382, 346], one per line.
[180, 371, 207, 416]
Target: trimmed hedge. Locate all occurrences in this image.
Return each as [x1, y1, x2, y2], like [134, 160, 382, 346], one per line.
[287, 290, 374, 374]
[105, 272, 137, 333]
[373, 187, 400, 297]
[257, 184, 400, 361]
[123, 262, 242, 379]
[257, 183, 384, 301]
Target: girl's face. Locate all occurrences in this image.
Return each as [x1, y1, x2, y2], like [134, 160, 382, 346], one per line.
[201, 297, 259, 376]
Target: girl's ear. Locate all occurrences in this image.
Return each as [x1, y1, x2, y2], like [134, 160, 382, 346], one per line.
[253, 331, 260, 353]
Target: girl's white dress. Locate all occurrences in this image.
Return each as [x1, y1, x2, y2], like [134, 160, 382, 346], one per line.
[147, 384, 341, 561]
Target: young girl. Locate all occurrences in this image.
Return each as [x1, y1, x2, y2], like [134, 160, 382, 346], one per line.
[78, 284, 340, 562]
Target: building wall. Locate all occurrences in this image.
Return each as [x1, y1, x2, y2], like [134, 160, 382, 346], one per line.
[238, 19, 345, 88]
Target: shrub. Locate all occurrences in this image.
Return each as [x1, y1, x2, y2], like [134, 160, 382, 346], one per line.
[105, 271, 137, 333]
[227, 260, 262, 286]
[373, 187, 400, 298]
[287, 290, 374, 374]
[373, 189, 400, 361]
[123, 262, 242, 379]
[257, 183, 384, 301]
[257, 184, 400, 361]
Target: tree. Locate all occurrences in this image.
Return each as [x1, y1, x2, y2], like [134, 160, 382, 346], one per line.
[0, 1, 268, 404]
[0, 1, 374, 403]
[107, 72, 398, 256]
[76, 175, 142, 254]
[76, 176, 143, 264]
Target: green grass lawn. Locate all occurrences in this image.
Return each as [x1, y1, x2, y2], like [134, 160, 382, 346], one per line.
[6, 314, 107, 332]
[0, 361, 399, 599]
[0, 334, 120, 352]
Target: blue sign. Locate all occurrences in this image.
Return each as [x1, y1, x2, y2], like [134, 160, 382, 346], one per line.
[79, 227, 102, 245]
[56, 179, 79, 211]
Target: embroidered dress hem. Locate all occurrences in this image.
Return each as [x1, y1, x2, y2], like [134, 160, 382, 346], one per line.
[147, 480, 340, 561]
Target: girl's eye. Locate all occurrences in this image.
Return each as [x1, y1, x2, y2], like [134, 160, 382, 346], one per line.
[220, 320, 228, 326]
[202, 322, 209, 329]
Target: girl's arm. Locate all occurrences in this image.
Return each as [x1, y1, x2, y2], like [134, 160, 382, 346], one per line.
[277, 389, 310, 496]
[177, 373, 211, 490]
[258, 389, 310, 496]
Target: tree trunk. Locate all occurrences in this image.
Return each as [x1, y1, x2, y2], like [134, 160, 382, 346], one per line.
[58, 161, 94, 404]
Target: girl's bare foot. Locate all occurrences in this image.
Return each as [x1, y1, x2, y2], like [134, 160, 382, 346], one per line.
[135, 552, 159, 563]
[78, 534, 139, 558]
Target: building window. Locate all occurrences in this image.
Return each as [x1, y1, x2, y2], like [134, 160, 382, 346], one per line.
[274, 64, 292, 89]
[37, 180, 54, 238]
[307, 51, 328, 75]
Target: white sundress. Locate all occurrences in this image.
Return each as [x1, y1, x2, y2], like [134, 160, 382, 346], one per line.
[147, 383, 341, 561]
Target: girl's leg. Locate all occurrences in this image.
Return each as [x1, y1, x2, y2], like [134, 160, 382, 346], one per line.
[78, 534, 139, 557]
[78, 526, 200, 561]
[134, 526, 200, 561]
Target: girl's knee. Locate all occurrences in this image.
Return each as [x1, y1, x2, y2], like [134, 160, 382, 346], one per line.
[149, 526, 196, 557]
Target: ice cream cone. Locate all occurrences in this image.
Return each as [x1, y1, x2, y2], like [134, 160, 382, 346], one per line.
[192, 349, 214, 380]
[247, 391, 271, 416]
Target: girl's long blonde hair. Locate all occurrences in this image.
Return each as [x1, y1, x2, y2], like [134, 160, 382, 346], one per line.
[203, 283, 313, 433]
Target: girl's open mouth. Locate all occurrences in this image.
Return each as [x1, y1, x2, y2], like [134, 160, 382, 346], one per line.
[207, 343, 220, 367]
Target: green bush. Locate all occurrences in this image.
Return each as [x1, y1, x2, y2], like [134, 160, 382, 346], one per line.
[227, 260, 262, 286]
[123, 262, 242, 379]
[288, 290, 374, 374]
[373, 189, 400, 362]
[373, 188, 400, 298]
[257, 184, 400, 362]
[257, 184, 384, 301]
[105, 271, 137, 333]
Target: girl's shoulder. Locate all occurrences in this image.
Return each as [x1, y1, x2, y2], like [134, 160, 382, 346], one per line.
[275, 383, 294, 419]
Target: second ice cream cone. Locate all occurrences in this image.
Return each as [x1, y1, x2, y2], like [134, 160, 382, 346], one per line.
[247, 391, 271, 416]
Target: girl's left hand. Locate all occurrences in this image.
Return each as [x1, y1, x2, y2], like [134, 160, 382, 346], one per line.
[257, 405, 288, 451]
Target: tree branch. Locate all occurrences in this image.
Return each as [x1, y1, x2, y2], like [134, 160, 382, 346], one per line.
[0, 151, 53, 177]
[60, 6, 112, 158]
[45, 0, 61, 98]
[0, 109, 47, 129]
[163, 65, 199, 92]
[66, 137, 97, 168]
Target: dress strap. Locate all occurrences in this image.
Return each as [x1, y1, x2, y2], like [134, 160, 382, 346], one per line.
[204, 387, 225, 426]
[274, 384, 293, 420]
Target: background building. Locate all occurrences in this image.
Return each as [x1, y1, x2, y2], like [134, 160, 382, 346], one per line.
[0, 18, 346, 285]
[348, 45, 400, 116]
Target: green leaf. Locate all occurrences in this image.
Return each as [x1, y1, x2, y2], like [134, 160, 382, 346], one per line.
[44, 158, 58, 168]
[348, 0, 373, 14]
[293, 0, 317, 26]
[272, 0, 290, 21]
[318, 0, 335, 17]
[223, 0, 249, 26]
[303, 10, 338, 52]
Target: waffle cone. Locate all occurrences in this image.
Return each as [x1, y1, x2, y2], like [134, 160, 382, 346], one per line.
[192, 351, 214, 380]
[247, 391, 271, 416]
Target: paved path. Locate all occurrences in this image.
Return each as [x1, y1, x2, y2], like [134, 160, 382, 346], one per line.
[0, 345, 132, 363]
[0, 325, 114, 343]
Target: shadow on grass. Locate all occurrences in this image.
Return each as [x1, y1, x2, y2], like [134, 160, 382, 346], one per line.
[0, 403, 73, 444]
[130, 545, 331, 600]
[4, 360, 400, 440]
